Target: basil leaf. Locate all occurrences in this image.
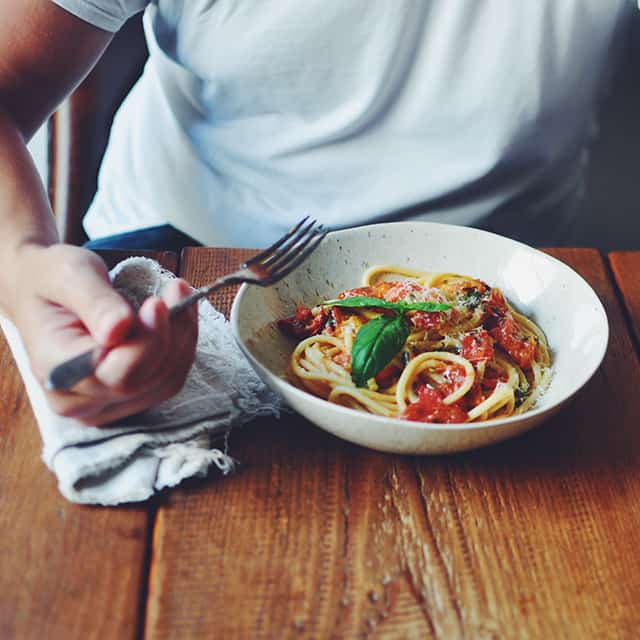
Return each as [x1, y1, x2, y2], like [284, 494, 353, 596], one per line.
[399, 301, 451, 312]
[324, 296, 451, 313]
[351, 314, 409, 387]
[323, 296, 401, 311]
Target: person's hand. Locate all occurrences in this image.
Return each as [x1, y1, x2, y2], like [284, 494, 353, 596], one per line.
[10, 244, 198, 426]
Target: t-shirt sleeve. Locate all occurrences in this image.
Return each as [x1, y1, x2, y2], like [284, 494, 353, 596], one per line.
[49, 0, 150, 32]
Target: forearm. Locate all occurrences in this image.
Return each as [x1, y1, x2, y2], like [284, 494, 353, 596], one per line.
[0, 2, 199, 422]
[0, 107, 59, 319]
[0, 1, 115, 320]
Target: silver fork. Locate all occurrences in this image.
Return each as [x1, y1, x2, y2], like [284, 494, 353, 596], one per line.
[46, 217, 327, 391]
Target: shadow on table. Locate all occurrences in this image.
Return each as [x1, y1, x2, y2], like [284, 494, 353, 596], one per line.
[174, 356, 635, 502]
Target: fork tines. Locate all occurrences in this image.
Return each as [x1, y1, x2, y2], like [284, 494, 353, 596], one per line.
[246, 217, 327, 284]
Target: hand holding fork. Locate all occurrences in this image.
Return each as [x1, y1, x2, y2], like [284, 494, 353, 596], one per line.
[46, 217, 326, 391]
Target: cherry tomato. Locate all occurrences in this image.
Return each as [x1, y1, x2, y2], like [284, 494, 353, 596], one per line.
[278, 305, 328, 338]
[402, 385, 468, 424]
[460, 329, 494, 363]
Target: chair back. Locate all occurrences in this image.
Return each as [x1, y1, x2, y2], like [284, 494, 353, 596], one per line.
[48, 16, 148, 245]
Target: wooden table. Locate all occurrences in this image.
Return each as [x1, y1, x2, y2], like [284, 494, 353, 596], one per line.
[2, 248, 640, 640]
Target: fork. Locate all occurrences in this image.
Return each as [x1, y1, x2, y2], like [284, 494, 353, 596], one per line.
[45, 217, 327, 391]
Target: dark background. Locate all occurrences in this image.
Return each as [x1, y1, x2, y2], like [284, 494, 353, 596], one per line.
[569, 15, 640, 249]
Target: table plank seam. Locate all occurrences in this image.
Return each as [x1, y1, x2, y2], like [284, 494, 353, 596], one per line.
[605, 251, 640, 360]
[135, 504, 160, 640]
[136, 250, 182, 640]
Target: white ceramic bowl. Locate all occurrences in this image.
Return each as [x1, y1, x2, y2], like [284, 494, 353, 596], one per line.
[230, 222, 609, 454]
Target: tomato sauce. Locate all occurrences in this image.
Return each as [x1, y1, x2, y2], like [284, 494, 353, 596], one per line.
[402, 385, 468, 424]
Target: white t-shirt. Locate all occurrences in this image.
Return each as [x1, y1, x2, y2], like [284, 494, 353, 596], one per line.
[51, 0, 636, 247]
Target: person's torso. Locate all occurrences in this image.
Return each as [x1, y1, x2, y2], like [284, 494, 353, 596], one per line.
[87, 0, 635, 246]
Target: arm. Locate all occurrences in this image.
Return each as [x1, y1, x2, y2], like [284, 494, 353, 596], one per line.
[0, 1, 112, 284]
[0, 1, 198, 425]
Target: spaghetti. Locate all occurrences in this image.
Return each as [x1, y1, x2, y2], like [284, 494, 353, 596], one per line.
[279, 265, 552, 424]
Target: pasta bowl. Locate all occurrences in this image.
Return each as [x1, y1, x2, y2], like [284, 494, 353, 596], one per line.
[230, 222, 609, 454]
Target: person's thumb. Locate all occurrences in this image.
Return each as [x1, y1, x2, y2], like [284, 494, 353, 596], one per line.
[38, 246, 135, 346]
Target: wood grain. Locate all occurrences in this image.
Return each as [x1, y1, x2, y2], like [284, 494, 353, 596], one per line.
[0, 250, 176, 640]
[179, 247, 254, 316]
[146, 249, 640, 638]
[609, 251, 640, 347]
[0, 332, 150, 640]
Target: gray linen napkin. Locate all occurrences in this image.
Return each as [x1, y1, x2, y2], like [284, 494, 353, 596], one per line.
[1, 257, 281, 505]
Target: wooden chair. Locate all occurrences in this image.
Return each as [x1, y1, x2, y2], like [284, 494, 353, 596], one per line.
[48, 16, 148, 245]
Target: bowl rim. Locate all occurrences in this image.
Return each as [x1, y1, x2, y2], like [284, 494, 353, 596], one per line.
[230, 221, 610, 433]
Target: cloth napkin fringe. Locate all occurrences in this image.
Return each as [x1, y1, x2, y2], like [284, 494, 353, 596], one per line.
[155, 441, 237, 485]
[1, 257, 281, 505]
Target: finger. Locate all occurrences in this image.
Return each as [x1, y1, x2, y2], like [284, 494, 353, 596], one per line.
[37, 246, 134, 346]
[49, 295, 171, 401]
[93, 296, 171, 393]
[164, 278, 199, 350]
[81, 281, 198, 426]
[112, 280, 198, 400]
[46, 299, 171, 417]
[163, 278, 197, 318]
[79, 359, 195, 426]
[124, 295, 171, 388]
[163, 278, 199, 374]
[46, 388, 113, 421]
[51, 278, 198, 425]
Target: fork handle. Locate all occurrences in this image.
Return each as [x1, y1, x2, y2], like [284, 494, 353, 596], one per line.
[164, 277, 225, 317]
[45, 278, 228, 391]
[45, 348, 103, 391]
